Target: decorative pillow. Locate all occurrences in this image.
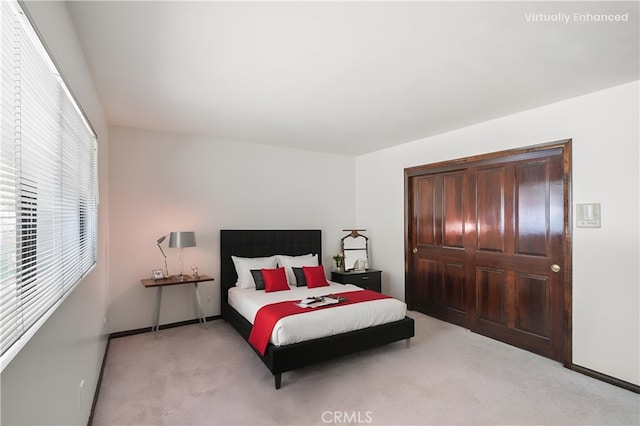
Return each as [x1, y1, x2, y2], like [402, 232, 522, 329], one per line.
[250, 269, 266, 291]
[292, 267, 307, 287]
[276, 254, 318, 286]
[303, 265, 329, 288]
[262, 267, 290, 293]
[232, 255, 277, 288]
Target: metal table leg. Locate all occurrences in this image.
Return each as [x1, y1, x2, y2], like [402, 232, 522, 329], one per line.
[153, 287, 163, 338]
[193, 282, 207, 328]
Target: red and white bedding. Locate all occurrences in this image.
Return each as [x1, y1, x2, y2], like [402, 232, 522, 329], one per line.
[228, 283, 407, 347]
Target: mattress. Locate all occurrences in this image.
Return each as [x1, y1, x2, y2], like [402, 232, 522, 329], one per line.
[228, 282, 407, 347]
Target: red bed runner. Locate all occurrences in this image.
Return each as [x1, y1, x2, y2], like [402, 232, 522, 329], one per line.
[248, 290, 391, 355]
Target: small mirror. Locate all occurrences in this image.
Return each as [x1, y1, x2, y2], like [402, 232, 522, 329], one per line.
[341, 230, 369, 271]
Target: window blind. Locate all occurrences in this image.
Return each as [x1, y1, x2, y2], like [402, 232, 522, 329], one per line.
[0, 0, 98, 371]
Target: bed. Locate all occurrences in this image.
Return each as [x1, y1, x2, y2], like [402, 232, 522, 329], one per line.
[220, 229, 415, 389]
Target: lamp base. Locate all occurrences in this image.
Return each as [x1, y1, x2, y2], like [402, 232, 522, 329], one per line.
[179, 248, 185, 281]
[167, 274, 191, 282]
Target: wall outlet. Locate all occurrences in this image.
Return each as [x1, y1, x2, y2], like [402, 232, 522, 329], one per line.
[576, 203, 601, 228]
[79, 379, 85, 409]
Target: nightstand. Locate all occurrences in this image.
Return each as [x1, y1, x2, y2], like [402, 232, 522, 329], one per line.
[331, 269, 382, 292]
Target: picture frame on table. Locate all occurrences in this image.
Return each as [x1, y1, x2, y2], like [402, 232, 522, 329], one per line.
[152, 269, 164, 280]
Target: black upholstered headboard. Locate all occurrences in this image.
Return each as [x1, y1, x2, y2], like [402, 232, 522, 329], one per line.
[219, 230, 322, 308]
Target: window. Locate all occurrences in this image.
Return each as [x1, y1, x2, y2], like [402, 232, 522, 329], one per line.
[0, 0, 98, 371]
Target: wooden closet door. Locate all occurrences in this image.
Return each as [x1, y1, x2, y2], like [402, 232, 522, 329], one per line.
[406, 143, 568, 362]
[471, 154, 565, 361]
[408, 170, 469, 328]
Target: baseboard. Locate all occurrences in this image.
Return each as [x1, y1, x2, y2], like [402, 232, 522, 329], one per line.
[109, 315, 222, 339]
[570, 364, 639, 394]
[87, 336, 110, 426]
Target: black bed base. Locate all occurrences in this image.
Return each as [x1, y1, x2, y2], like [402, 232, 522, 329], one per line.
[222, 303, 415, 389]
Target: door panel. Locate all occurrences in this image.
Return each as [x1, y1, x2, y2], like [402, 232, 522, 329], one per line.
[407, 143, 568, 362]
[516, 273, 550, 338]
[443, 173, 465, 248]
[476, 267, 507, 326]
[416, 176, 439, 247]
[516, 161, 550, 257]
[477, 167, 506, 253]
[443, 262, 465, 312]
[414, 257, 437, 311]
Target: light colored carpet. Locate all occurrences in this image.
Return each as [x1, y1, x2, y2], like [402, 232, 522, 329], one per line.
[92, 311, 639, 425]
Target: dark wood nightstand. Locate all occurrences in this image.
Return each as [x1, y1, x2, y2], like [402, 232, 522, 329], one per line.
[331, 269, 382, 292]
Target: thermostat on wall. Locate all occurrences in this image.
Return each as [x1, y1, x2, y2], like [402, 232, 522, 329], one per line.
[576, 203, 601, 228]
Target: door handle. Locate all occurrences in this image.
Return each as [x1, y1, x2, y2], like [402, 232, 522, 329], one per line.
[551, 264, 561, 273]
[412, 248, 418, 254]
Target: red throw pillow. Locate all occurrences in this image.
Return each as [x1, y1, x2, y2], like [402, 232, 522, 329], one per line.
[303, 265, 329, 288]
[262, 267, 290, 292]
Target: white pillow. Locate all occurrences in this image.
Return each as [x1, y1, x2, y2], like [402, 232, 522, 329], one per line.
[276, 254, 318, 286]
[232, 255, 278, 288]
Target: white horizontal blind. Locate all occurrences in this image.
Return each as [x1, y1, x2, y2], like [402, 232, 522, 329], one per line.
[0, 0, 97, 370]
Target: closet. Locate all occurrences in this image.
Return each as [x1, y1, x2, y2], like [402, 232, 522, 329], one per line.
[405, 141, 571, 362]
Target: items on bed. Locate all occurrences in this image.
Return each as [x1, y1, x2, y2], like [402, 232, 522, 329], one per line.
[298, 294, 347, 308]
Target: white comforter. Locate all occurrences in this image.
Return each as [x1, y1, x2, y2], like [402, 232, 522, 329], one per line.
[228, 283, 407, 347]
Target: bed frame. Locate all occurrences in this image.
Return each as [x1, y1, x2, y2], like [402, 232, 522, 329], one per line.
[220, 229, 415, 389]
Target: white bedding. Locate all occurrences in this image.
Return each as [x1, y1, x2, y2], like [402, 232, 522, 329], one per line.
[228, 282, 407, 347]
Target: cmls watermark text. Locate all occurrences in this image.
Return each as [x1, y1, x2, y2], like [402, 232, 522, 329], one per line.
[322, 411, 373, 424]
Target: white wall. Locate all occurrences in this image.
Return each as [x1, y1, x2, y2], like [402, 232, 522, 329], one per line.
[0, 6, 634, 425]
[0, 1, 110, 425]
[108, 126, 355, 332]
[355, 81, 639, 386]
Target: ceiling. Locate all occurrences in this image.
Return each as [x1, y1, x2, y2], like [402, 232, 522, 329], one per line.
[66, 1, 639, 156]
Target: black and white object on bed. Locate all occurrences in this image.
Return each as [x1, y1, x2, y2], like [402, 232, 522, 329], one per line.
[220, 229, 415, 389]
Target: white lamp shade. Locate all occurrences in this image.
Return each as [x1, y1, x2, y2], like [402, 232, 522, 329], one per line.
[169, 231, 196, 248]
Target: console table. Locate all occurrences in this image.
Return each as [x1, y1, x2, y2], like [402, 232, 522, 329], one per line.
[140, 274, 214, 337]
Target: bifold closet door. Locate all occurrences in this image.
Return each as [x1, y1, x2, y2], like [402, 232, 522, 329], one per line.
[407, 169, 471, 328]
[407, 147, 566, 362]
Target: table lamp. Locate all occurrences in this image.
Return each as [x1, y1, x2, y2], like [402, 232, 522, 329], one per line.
[169, 231, 196, 280]
[156, 235, 169, 277]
